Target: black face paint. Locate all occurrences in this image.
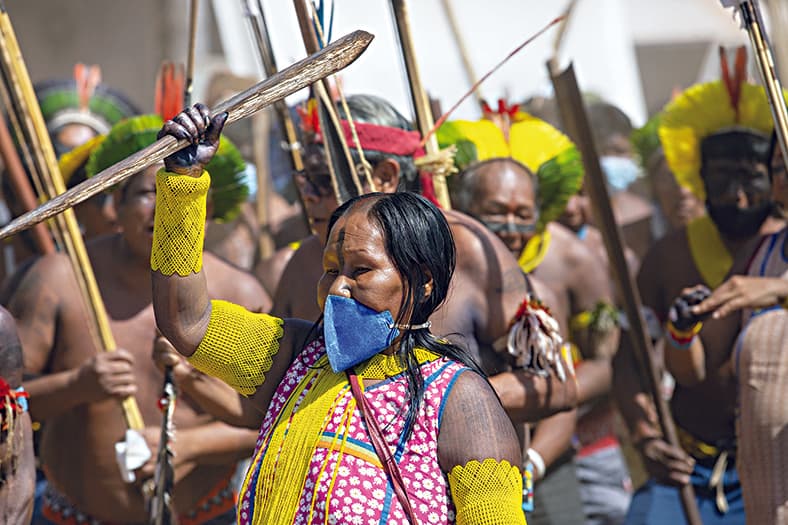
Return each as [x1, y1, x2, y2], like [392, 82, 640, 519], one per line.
[706, 201, 774, 240]
[481, 218, 537, 235]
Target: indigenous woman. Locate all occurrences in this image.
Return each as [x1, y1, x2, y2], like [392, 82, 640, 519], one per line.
[151, 103, 527, 525]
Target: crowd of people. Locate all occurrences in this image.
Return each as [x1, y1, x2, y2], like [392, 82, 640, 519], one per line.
[0, 20, 785, 525]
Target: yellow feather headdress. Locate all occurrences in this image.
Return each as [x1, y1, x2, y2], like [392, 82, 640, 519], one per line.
[437, 102, 583, 230]
[658, 47, 783, 201]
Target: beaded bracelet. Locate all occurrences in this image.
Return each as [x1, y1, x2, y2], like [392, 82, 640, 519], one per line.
[666, 320, 703, 350]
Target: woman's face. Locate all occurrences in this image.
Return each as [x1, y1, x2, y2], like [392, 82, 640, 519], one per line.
[317, 206, 406, 320]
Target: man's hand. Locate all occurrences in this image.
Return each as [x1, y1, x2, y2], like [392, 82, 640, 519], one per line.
[636, 436, 695, 487]
[692, 275, 788, 319]
[74, 349, 137, 402]
[158, 103, 227, 177]
[135, 426, 197, 483]
[152, 335, 195, 385]
[668, 285, 711, 331]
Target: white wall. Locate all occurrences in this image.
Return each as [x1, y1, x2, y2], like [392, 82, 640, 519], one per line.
[9, 0, 753, 127]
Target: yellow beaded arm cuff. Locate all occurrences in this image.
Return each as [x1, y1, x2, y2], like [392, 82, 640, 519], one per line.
[448, 458, 527, 525]
[151, 169, 211, 276]
[188, 300, 284, 396]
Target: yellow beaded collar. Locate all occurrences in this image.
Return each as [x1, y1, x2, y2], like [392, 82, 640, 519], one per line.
[354, 348, 441, 380]
[518, 230, 552, 274]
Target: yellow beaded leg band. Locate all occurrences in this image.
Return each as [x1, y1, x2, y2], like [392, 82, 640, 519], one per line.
[151, 169, 211, 276]
[188, 300, 284, 396]
[448, 458, 527, 525]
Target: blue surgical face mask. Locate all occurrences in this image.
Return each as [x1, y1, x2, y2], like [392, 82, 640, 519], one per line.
[600, 156, 642, 192]
[322, 295, 400, 373]
[239, 163, 258, 199]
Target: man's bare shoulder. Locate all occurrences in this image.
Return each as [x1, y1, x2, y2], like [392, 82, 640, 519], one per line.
[443, 210, 517, 274]
[548, 222, 600, 268]
[204, 252, 271, 312]
[3, 251, 75, 304]
[271, 235, 323, 318]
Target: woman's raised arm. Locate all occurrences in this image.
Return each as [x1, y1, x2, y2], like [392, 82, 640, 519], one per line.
[151, 103, 226, 356]
[151, 104, 306, 401]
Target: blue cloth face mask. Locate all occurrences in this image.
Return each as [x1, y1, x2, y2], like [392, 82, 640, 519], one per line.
[322, 295, 400, 373]
[600, 156, 642, 192]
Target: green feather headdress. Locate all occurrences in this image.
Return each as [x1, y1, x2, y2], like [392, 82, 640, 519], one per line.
[438, 111, 584, 230]
[85, 114, 249, 222]
[35, 66, 139, 136]
[631, 114, 662, 169]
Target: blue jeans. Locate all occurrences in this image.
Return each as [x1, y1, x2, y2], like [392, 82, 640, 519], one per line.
[624, 460, 745, 525]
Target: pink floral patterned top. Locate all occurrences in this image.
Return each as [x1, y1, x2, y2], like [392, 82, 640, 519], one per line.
[238, 339, 470, 524]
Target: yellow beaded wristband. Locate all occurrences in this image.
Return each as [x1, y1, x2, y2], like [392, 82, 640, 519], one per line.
[151, 169, 210, 276]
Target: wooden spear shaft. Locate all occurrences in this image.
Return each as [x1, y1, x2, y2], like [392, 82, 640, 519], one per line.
[389, 0, 451, 210]
[0, 7, 146, 429]
[549, 62, 702, 525]
[185, 0, 199, 107]
[0, 30, 374, 241]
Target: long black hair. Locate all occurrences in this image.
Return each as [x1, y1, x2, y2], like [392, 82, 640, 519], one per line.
[327, 192, 486, 439]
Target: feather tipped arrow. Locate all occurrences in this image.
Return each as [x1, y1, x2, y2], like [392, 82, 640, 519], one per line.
[148, 366, 177, 525]
[0, 29, 373, 241]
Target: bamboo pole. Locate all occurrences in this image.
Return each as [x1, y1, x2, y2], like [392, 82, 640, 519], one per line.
[0, 30, 374, 240]
[0, 5, 145, 429]
[549, 62, 702, 525]
[389, 0, 451, 210]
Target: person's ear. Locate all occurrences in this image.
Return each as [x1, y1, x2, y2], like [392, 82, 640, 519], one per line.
[371, 158, 401, 194]
[419, 269, 434, 303]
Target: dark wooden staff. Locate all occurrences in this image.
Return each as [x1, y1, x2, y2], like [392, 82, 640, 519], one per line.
[241, 0, 310, 251]
[549, 62, 702, 525]
[293, 0, 363, 204]
[0, 29, 374, 241]
[243, 0, 305, 173]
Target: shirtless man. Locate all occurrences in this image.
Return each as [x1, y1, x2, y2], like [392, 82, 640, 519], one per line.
[0, 306, 34, 525]
[451, 157, 627, 525]
[616, 125, 784, 523]
[682, 135, 788, 524]
[3, 117, 270, 524]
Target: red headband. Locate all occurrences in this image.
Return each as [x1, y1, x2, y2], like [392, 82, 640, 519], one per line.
[299, 103, 440, 206]
[315, 120, 425, 158]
